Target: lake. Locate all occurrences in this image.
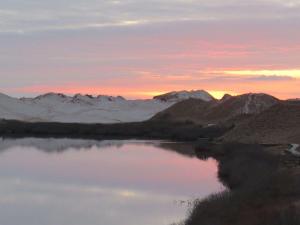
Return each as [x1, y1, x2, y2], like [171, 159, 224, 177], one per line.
[0, 138, 223, 225]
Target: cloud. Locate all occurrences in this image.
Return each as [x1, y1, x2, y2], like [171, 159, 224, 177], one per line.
[222, 69, 300, 78]
[0, 0, 300, 33]
[246, 75, 295, 81]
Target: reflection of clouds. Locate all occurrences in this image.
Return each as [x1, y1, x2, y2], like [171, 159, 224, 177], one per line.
[0, 140, 223, 225]
[0, 139, 222, 197]
[0, 177, 187, 202]
[0, 177, 187, 225]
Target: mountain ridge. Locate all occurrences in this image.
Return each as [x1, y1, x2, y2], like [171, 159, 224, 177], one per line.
[153, 90, 215, 102]
[1, 90, 300, 143]
[0, 90, 213, 124]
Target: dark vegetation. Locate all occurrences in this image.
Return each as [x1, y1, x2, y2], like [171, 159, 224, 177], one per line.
[0, 119, 229, 141]
[185, 143, 300, 225]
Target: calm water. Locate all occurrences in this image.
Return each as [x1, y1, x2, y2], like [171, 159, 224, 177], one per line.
[0, 138, 223, 225]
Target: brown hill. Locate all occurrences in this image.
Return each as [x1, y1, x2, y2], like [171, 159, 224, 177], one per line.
[151, 98, 216, 124]
[208, 93, 279, 122]
[222, 102, 300, 144]
[151, 93, 279, 125]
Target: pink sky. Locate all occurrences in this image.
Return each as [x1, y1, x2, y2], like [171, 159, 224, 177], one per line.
[0, 1, 300, 99]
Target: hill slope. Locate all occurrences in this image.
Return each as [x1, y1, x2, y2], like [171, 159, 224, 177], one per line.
[151, 99, 216, 123]
[222, 102, 300, 144]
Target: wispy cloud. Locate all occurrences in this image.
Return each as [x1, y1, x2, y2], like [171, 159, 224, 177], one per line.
[222, 69, 300, 78]
[246, 75, 295, 81]
[0, 0, 300, 33]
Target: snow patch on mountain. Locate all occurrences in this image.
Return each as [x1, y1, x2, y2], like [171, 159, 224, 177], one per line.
[239, 93, 279, 115]
[154, 90, 214, 102]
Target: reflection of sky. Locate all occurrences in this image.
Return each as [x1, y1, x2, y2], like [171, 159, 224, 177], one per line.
[0, 140, 223, 225]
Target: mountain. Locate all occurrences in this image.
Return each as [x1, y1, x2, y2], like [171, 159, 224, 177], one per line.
[204, 93, 279, 123]
[0, 90, 212, 124]
[153, 90, 215, 102]
[0, 93, 48, 122]
[222, 102, 300, 144]
[152, 93, 279, 125]
[220, 94, 233, 102]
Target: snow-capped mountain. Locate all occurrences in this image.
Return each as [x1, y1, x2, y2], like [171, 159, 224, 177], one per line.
[153, 90, 215, 102]
[0, 90, 213, 124]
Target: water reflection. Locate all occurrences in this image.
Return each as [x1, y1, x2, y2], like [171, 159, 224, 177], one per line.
[0, 138, 223, 225]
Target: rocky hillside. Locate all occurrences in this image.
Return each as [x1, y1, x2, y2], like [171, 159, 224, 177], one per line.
[152, 93, 279, 125]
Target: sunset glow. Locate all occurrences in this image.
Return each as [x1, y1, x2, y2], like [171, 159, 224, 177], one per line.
[0, 0, 299, 99]
[208, 91, 238, 99]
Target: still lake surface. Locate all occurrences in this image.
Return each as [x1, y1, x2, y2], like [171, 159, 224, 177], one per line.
[0, 138, 223, 225]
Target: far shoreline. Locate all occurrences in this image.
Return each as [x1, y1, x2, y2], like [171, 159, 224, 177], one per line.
[0, 119, 230, 142]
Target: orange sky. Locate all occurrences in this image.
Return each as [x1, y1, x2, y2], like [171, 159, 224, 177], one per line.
[9, 69, 300, 100]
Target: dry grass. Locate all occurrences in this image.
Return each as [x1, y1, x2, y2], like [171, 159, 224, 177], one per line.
[185, 143, 300, 225]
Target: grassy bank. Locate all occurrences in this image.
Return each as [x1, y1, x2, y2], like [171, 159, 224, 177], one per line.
[0, 119, 229, 141]
[185, 143, 300, 225]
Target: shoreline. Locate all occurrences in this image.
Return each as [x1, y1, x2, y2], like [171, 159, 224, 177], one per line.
[0, 119, 229, 142]
[185, 142, 300, 225]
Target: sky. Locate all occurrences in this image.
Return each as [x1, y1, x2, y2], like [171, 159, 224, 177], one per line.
[0, 0, 300, 99]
